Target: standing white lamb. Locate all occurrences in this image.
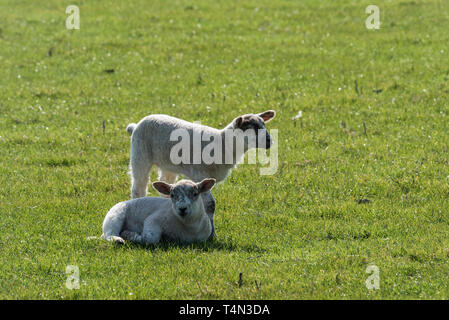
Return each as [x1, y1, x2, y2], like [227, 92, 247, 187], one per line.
[126, 110, 276, 238]
[101, 178, 216, 245]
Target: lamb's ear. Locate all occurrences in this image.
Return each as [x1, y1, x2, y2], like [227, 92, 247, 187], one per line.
[234, 116, 243, 128]
[152, 181, 172, 196]
[258, 110, 276, 123]
[197, 178, 216, 193]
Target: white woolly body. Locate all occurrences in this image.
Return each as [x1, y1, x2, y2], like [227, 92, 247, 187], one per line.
[127, 113, 274, 199]
[102, 196, 211, 244]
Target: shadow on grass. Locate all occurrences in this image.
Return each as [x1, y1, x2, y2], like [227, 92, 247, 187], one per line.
[118, 238, 266, 254]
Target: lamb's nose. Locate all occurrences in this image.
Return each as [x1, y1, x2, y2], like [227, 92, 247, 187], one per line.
[179, 208, 187, 216]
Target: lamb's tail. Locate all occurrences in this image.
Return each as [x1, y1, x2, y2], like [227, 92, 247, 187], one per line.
[126, 123, 137, 135]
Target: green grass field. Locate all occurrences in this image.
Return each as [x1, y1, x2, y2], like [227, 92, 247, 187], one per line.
[1, 0, 449, 299]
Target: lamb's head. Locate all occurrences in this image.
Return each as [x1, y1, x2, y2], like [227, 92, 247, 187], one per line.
[230, 110, 276, 150]
[152, 179, 216, 220]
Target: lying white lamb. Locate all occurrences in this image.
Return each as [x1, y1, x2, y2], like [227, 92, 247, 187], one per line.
[126, 110, 276, 238]
[101, 178, 216, 245]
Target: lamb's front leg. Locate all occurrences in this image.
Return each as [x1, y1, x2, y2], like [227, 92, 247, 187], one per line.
[120, 230, 144, 243]
[141, 221, 162, 244]
[201, 191, 217, 239]
[120, 226, 161, 245]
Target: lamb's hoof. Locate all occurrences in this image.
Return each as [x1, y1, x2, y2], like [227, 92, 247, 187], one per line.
[112, 236, 125, 245]
[208, 231, 218, 241]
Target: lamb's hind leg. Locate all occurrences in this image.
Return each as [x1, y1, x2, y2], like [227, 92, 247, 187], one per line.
[102, 204, 127, 244]
[102, 232, 125, 244]
[129, 147, 152, 199]
[157, 169, 178, 198]
[201, 191, 217, 239]
[106, 235, 125, 244]
[120, 230, 143, 242]
[121, 222, 161, 245]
